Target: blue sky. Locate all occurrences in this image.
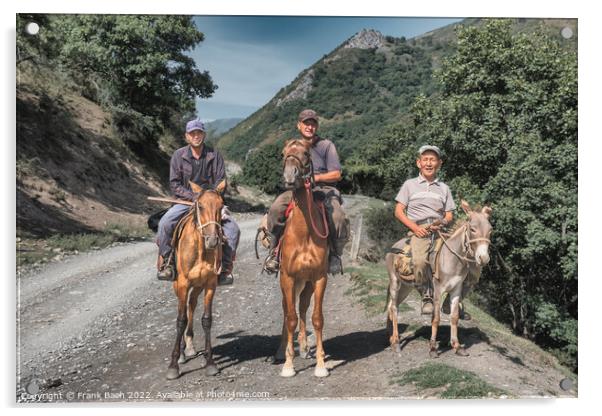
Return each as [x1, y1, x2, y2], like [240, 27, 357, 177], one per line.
[190, 16, 463, 121]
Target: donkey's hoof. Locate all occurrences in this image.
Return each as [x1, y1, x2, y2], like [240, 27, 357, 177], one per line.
[314, 367, 329, 378]
[280, 367, 296, 378]
[429, 349, 440, 359]
[166, 367, 180, 380]
[205, 364, 219, 376]
[455, 347, 469, 357]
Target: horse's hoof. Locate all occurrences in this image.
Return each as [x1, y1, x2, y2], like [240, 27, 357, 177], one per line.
[455, 347, 469, 357]
[178, 354, 186, 364]
[429, 349, 439, 359]
[166, 367, 180, 380]
[280, 367, 296, 378]
[184, 347, 197, 358]
[205, 364, 219, 376]
[300, 350, 311, 359]
[314, 367, 329, 378]
[393, 343, 401, 354]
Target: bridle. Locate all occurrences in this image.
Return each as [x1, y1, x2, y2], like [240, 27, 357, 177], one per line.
[193, 191, 223, 274]
[283, 153, 313, 183]
[282, 148, 329, 239]
[436, 221, 491, 265]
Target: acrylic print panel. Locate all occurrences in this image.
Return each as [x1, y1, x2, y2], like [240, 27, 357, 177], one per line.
[15, 11, 577, 404]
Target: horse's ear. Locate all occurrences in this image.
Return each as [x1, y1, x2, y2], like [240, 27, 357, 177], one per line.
[215, 179, 227, 195]
[190, 181, 203, 195]
[482, 206, 492, 219]
[461, 200, 472, 215]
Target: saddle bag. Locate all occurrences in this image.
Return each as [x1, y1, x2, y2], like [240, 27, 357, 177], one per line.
[147, 208, 169, 233]
[392, 238, 414, 277]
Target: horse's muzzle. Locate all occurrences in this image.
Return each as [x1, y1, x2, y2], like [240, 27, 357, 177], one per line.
[204, 235, 220, 250]
[475, 244, 490, 266]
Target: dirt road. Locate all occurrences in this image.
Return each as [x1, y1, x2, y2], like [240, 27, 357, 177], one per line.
[16, 207, 575, 402]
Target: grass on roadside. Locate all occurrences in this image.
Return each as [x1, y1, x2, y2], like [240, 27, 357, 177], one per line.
[345, 264, 414, 316]
[392, 362, 509, 399]
[16, 223, 153, 268]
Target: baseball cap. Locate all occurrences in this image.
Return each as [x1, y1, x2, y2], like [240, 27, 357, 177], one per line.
[186, 118, 206, 133]
[298, 109, 318, 123]
[418, 145, 441, 157]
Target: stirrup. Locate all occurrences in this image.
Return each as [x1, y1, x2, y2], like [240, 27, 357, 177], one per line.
[157, 264, 175, 281]
[263, 252, 280, 275]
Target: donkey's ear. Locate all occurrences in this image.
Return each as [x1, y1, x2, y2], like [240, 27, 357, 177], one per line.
[482, 206, 492, 219]
[461, 200, 472, 215]
[215, 179, 227, 195]
[190, 181, 203, 194]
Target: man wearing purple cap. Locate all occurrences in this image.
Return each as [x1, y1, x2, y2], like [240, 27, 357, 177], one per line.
[263, 109, 350, 275]
[155, 118, 240, 284]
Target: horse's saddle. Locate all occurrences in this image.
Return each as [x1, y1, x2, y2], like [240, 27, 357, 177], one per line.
[391, 236, 444, 283]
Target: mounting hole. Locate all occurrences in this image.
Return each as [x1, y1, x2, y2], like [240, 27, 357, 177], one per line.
[560, 27, 573, 39]
[25, 22, 40, 36]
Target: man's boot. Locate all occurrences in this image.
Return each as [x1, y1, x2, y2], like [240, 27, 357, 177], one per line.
[157, 254, 175, 281]
[328, 252, 342, 274]
[263, 231, 280, 275]
[421, 296, 434, 315]
[218, 252, 234, 286]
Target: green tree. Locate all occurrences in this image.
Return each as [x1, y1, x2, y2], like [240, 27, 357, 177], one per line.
[240, 142, 283, 195]
[349, 20, 577, 370]
[49, 15, 215, 125]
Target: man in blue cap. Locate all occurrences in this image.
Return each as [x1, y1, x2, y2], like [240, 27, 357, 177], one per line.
[155, 118, 240, 285]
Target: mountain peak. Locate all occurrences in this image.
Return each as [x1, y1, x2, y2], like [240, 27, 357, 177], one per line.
[343, 29, 385, 49]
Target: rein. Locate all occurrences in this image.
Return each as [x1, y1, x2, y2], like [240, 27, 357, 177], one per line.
[436, 222, 490, 265]
[194, 200, 223, 274]
[302, 179, 329, 239]
[283, 148, 328, 240]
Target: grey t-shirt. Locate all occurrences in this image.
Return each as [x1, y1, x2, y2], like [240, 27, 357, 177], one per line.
[395, 174, 456, 222]
[310, 136, 341, 180]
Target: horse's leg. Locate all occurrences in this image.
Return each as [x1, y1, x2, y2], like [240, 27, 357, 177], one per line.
[180, 286, 202, 363]
[167, 281, 190, 380]
[201, 284, 219, 376]
[429, 284, 442, 358]
[280, 274, 298, 377]
[312, 275, 329, 377]
[449, 286, 469, 356]
[298, 281, 313, 359]
[275, 296, 287, 362]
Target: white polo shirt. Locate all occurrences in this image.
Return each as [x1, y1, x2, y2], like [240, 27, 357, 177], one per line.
[395, 174, 456, 223]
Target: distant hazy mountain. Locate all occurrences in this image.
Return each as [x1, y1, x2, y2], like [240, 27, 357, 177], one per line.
[205, 118, 244, 142]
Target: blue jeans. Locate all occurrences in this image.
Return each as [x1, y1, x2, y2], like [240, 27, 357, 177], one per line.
[156, 204, 240, 272]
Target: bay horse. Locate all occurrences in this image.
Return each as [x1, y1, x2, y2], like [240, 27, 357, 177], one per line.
[275, 139, 330, 378]
[166, 180, 226, 380]
[385, 200, 492, 357]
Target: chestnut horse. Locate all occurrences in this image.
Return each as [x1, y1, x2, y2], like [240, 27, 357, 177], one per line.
[385, 201, 492, 357]
[275, 139, 330, 378]
[166, 180, 226, 380]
